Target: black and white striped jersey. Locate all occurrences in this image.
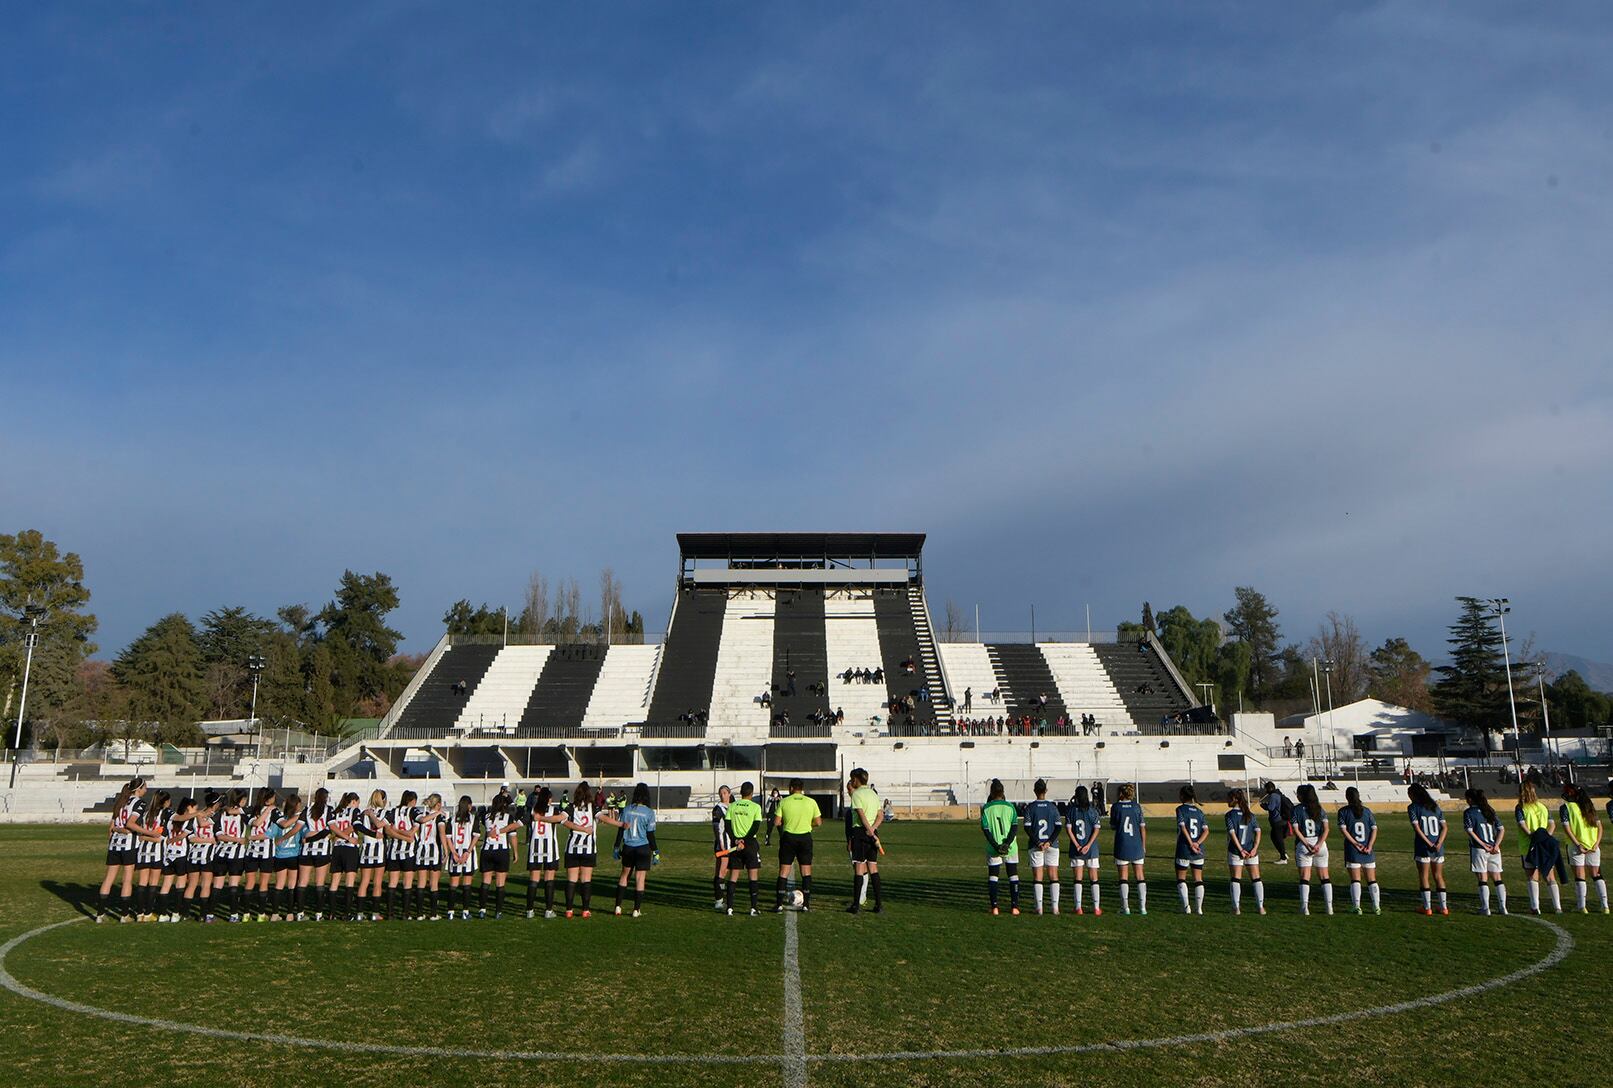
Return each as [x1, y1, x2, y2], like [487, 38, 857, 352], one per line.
[712, 802, 735, 852]
[215, 811, 247, 860]
[247, 809, 277, 860]
[328, 804, 359, 850]
[414, 812, 443, 867]
[187, 815, 216, 865]
[564, 802, 597, 856]
[300, 806, 333, 858]
[385, 805, 421, 860]
[480, 810, 516, 855]
[136, 811, 168, 865]
[109, 795, 148, 852]
[163, 815, 190, 863]
[526, 805, 561, 865]
[357, 807, 387, 866]
[444, 816, 478, 865]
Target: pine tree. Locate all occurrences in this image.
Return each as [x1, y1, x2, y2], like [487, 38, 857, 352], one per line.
[1432, 597, 1509, 732]
[112, 613, 206, 733]
[1224, 587, 1282, 701]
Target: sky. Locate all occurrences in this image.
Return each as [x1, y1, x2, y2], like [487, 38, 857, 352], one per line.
[2, 2, 1611, 665]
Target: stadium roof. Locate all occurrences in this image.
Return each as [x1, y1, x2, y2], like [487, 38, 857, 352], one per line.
[677, 532, 926, 559]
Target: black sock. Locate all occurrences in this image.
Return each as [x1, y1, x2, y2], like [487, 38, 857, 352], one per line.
[615, 882, 625, 908]
[714, 874, 724, 902]
[527, 881, 537, 910]
[748, 877, 759, 910]
[494, 885, 504, 915]
[96, 889, 108, 917]
[870, 872, 883, 907]
[581, 880, 592, 911]
[118, 892, 133, 917]
[565, 880, 576, 909]
[544, 880, 555, 911]
[199, 893, 212, 918]
[851, 873, 865, 909]
[292, 885, 305, 912]
[776, 877, 788, 907]
[384, 886, 397, 918]
[461, 883, 472, 910]
[725, 879, 736, 909]
[802, 875, 812, 907]
[634, 885, 643, 912]
[479, 883, 488, 910]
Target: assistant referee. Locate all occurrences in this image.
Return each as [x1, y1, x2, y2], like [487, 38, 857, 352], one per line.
[774, 779, 823, 912]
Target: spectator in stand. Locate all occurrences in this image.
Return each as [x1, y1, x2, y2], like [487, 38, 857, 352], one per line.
[963, 687, 973, 712]
[1283, 737, 1293, 758]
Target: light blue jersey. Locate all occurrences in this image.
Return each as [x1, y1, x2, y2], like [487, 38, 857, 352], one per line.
[1225, 809, 1259, 855]
[622, 803, 656, 848]
[274, 818, 306, 859]
[1110, 800, 1145, 863]
[1409, 802, 1446, 859]
[1023, 799, 1062, 848]
[1338, 807, 1377, 866]
[1067, 804, 1101, 859]
[1174, 803, 1208, 863]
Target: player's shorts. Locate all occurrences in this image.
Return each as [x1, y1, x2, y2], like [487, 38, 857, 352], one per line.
[728, 843, 761, 870]
[1030, 846, 1060, 868]
[622, 844, 654, 870]
[447, 854, 477, 877]
[1570, 847, 1602, 869]
[1175, 854, 1205, 869]
[779, 832, 814, 867]
[1227, 853, 1255, 868]
[105, 848, 136, 867]
[332, 847, 360, 874]
[276, 855, 302, 872]
[849, 834, 879, 864]
[1344, 851, 1377, 869]
[1070, 848, 1100, 869]
[136, 856, 164, 872]
[1413, 850, 1445, 865]
[478, 849, 510, 874]
[1113, 854, 1145, 867]
[163, 856, 191, 878]
[210, 855, 246, 877]
[1296, 844, 1329, 868]
[385, 854, 413, 872]
[528, 858, 557, 872]
[1470, 848, 1503, 874]
[566, 851, 598, 869]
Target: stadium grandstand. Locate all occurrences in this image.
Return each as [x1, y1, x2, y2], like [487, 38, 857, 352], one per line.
[2, 533, 1500, 821]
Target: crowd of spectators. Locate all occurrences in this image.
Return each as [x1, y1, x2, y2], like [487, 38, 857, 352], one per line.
[840, 666, 885, 685]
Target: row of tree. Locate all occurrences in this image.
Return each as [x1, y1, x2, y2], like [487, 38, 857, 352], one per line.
[0, 530, 648, 753]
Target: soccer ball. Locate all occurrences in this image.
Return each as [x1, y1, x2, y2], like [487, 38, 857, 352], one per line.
[790, 889, 805, 909]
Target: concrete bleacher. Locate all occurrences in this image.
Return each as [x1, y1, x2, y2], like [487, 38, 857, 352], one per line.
[389, 643, 501, 736]
[645, 586, 726, 729]
[1093, 641, 1195, 726]
[455, 645, 551, 732]
[517, 644, 607, 736]
[707, 591, 775, 738]
[824, 592, 892, 732]
[987, 643, 1067, 721]
[937, 642, 1004, 719]
[582, 644, 659, 729]
[873, 587, 937, 729]
[771, 585, 831, 725]
[1038, 643, 1130, 727]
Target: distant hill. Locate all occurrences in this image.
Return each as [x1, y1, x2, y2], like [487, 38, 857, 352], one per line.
[1541, 652, 1613, 693]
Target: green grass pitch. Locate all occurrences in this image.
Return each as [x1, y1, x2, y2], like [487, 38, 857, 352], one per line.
[0, 818, 1606, 1087]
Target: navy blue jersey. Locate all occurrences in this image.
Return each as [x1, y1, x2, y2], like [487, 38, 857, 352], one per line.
[1110, 800, 1145, 862]
[1067, 805, 1101, 853]
[1290, 809, 1327, 846]
[1023, 800, 1062, 847]
[1408, 802, 1446, 855]
[1174, 804, 1208, 857]
[1225, 809, 1259, 854]
[1337, 807, 1377, 864]
[1463, 805, 1500, 848]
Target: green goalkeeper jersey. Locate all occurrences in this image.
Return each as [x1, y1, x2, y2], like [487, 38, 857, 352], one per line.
[981, 799, 1019, 860]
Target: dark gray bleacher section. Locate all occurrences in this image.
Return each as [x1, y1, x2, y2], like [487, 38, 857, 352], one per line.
[1092, 641, 1196, 728]
[646, 586, 726, 728]
[986, 644, 1067, 721]
[391, 644, 501, 735]
[516, 644, 606, 736]
[771, 585, 830, 724]
[872, 586, 935, 729]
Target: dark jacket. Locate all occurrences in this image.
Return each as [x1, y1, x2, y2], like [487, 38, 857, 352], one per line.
[1524, 827, 1567, 883]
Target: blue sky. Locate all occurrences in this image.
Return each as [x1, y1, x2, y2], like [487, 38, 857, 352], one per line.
[3, 3, 1611, 664]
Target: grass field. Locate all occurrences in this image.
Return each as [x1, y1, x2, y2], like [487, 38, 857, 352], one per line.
[1, 817, 1607, 1088]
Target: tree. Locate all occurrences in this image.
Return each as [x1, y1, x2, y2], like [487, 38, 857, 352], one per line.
[314, 571, 404, 714]
[1224, 587, 1282, 701]
[1544, 670, 1612, 731]
[941, 600, 965, 642]
[443, 600, 503, 638]
[1305, 612, 1370, 705]
[111, 613, 206, 731]
[196, 606, 278, 718]
[1433, 597, 1511, 732]
[1140, 602, 1156, 635]
[599, 567, 625, 642]
[1368, 637, 1433, 712]
[518, 571, 550, 640]
[1, 529, 99, 732]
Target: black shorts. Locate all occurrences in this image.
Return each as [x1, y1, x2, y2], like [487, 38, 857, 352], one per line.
[729, 843, 761, 870]
[850, 833, 879, 863]
[332, 847, 360, 874]
[621, 844, 653, 870]
[414, 857, 441, 874]
[163, 857, 191, 878]
[136, 858, 164, 872]
[275, 856, 302, 872]
[385, 855, 413, 872]
[299, 851, 330, 868]
[211, 856, 246, 877]
[779, 832, 814, 867]
[565, 851, 597, 869]
[528, 859, 558, 872]
[479, 850, 510, 874]
[105, 848, 136, 867]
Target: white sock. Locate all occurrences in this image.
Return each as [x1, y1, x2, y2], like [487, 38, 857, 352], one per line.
[1421, 889, 1431, 911]
[1496, 883, 1507, 911]
[1073, 881, 1083, 911]
[1194, 883, 1205, 912]
[1369, 882, 1380, 910]
[1034, 883, 1044, 910]
[1230, 881, 1242, 910]
[1438, 890, 1447, 911]
[1480, 884, 1491, 912]
[1350, 881, 1361, 908]
[1597, 878, 1607, 909]
[1300, 883, 1311, 912]
[1549, 883, 1561, 911]
[1137, 881, 1147, 911]
[1576, 880, 1587, 910]
[1177, 881, 1190, 910]
[1322, 882, 1333, 912]
[1091, 883, 1100, 910]
[860, 876, 869, 905]
[1050, 882, 1060, 910]
[1121, 883, 1131, 911]
[1253, 879, 1265, 909]
[1528, 881, 1540, 910]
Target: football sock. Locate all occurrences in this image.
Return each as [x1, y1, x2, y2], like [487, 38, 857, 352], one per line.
[870, 872, 882, 907]
[1421, 889, 1431, 911]
[565, 880, 576, 909]
[1597, 879, 1608, 909]
[1230, 881, 1242, 910]
[1321, 880, 1333, 912]
[633, 886, 643, 912]
[1091, 883, 1100, 910]
[1136, 880, 1146, 911]
[1481, 885, 1492, 912]
[1576, 880, 1587, 910]
[480, 884, 489, 911]
[616, 882, 626, 909]
[851, 873, 866, 909]
[1368, 882, 1379, 910]
[1549, 883, 1561, 912]
[1006, 865, 1019, 909]
[747, 877, 758, 911]
[495, 885, 505, 915]
[1496, 884, 1508, 911]
[776, 877, 788, 908]
[118, 892, 133, 917]
[1073, 882, 1084, 911]
[1300, 883, 1311, 912]
[725, 878, 736, 910]
[988, 861, 1002, 906]
[802, 875, 812, 907]
[1050, 882, 1059, 911]
[1350, 880, 1361, 909]
[1121, 882, 1130, 911]
[1177, 881, 1189, 910]
[581, 880, 592, 911]
[713, 874, 724, 902]
[527, 881, 538, 910]
[1528, 881, 1540, 911]
[1437, 890, 1447, 912]
[1194, 882, 1205, 912]
[544, 880, 555, 911]
[95, 889, 108, 917]
[1254, 880, 1266, 909]
[1034, 882, 1044, 911]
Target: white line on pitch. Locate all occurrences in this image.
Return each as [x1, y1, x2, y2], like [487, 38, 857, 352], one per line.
[781, 909, 807, 1088]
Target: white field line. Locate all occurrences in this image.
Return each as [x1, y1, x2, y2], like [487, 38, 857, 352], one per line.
[0, 915, 1575, 1067]
[781, 909, 807, 1088]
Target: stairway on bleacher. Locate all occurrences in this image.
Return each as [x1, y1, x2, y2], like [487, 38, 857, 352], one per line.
[517, 644, 608, 736]
[1092, 641, 1194, 727]
[645, 586, 726, 733]
[770, 585, 831, 727]
[456, 645, 551, 733]
[987, 643, 1067, 722]
[872, 587, 937, 730]
[824, 591, 892, 732]
[390, 644, 501, 737]
[1038, 643, 1130, 727]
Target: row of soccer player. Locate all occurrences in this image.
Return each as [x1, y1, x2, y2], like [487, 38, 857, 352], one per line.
[982, 779, 1607, 917]
[93, 772, 887, 922]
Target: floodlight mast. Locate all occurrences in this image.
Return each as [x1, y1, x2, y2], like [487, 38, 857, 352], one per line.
[1485, 599, 1521, 773]
[8, 604, 47, 788]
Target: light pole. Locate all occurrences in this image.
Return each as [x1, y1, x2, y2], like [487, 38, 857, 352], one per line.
[1322, 658, 1336, 777]
[246, 654, 266, 798]
[8, 604, 46, 788]
[1535, 661, 1556, 770]
[1485, 599, 1521, 772]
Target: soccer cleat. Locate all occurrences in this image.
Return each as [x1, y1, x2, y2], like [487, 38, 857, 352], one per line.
[478, 909, 487, 919]
[1093, 907, 1102, 916]
[526, 910, 535, 919]
[1074, 907, 1084, 915]
[1122, 906, 1131, 916]
[1419, 907, 1432, 916]
[1052, 906, 1060, 916]
[95, 915, 107, 924]
[990, 906, 1000, 916]
[565, 910, 574, 919]
[1300, 908, 1310, 917]
[119, 914, 133, 924]
[845, 905, 860, 914]
[1232, 908, 1241, 916]
[1196, 906, 1204, 916]
[1353, 906, 1363, 916]
[580, 910, 591, 919]
[726, 907, 734, 916]
[714, 899, 727, 911]
[544, 909, 558, 919]
[1258, 906, 1267, 915]
[614, 906, 623, 916]
[749, 908, 760, 917]
[1138, 908, 1147, 916]
[1010, 907, 1020, 916]
[870, 906, 883, 914]
[314, 912, 323, 922]
[1440, 907, 1450, 916]
[1035, 907, 1044, 916]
